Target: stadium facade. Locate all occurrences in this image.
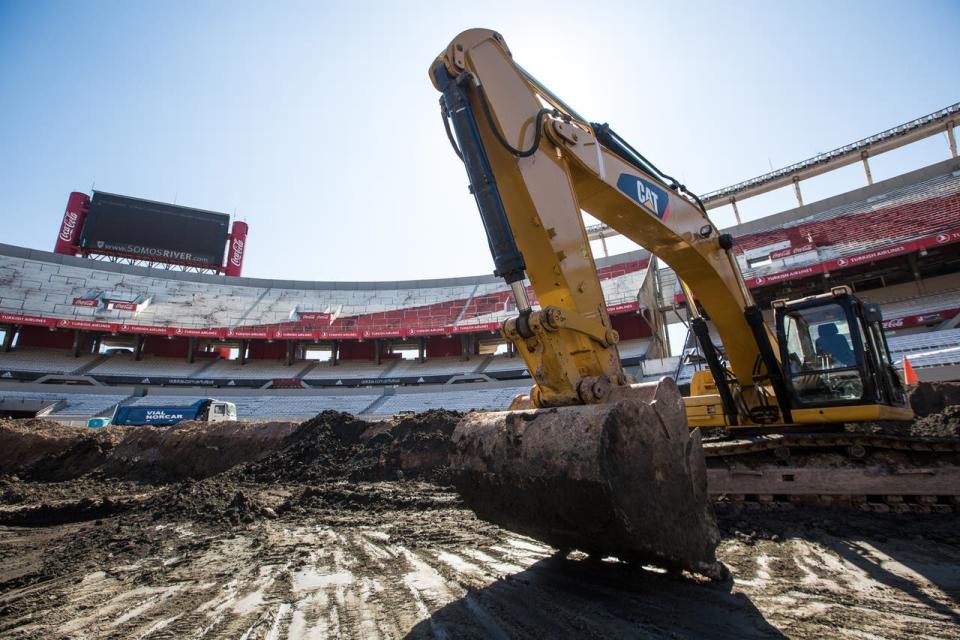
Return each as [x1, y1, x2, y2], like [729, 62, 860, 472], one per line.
[2, 110, 959, 423]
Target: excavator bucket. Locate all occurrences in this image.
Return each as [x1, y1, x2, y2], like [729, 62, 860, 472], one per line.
[449, 378, 724, 578]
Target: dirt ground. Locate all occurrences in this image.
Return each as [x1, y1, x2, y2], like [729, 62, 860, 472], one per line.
[0, 397, 958, 639]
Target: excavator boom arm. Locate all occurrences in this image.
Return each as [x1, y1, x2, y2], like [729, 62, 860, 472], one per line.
[432, 29, 788, 421]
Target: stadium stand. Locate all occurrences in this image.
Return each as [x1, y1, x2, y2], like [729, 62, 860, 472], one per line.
[0, 390, 128, 417]
[481, 353, 527, 373]
[889, 329, 960, 369]
[731, 162, 960, 285]
[617, 338, 654, 360]
[870, 290, 960, 322]
[88, 354, 208, 378]
[197, 358, 309, 380]
[388, 356, 482, 377]
[0, 347, 97, 374]
[0, 244, 650, 335]
[305, 360, 396, 381]
[373, 384, 527, 414]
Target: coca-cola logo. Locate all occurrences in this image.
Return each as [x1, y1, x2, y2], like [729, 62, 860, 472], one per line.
[58, 210, 79, 242]
[230, 238, 245, 267]
[884, 318, 905, 329]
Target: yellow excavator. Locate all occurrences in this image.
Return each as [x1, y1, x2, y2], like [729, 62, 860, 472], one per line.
[429, 29, 915, 578]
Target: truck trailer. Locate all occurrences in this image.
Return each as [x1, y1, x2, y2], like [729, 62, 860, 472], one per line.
[88, 398, 237, 428]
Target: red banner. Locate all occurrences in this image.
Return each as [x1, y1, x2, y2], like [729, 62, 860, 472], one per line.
[748, 264, 823, 287]
[362, 329, 405, 338]
[223, 221, 248, 277]
[120, 324, 171, 336]
[822, 242, 913, 271]
[0, 312, 56, 327]
[607, 301, 640, 314]
[72, 297, 100, 307]
[406, 326, 451, 336]
[882, 307, 960, 330]
[53, 192, 89, 255]
[170, 327, 227, 338]
[320, 330, 362, 340]
[929, 226, 960, 247]
[451, 322, 500, 334]
[110, 301, 142, 312]
[274, 329, 320, 340]
[228, 328, 275, 339]
[298, 312, 331, 323]
[56, 319, 120, 332]
[769, 243, 816, 260]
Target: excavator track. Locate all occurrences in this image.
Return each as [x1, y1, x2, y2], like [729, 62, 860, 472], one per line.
[703, 432, 960, 512]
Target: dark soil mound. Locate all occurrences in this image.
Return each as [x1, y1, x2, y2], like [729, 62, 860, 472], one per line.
[239, 409, 462, 483]
[0, 419, 122, 481]
[97, 420, 297, 482]
[846, 382, 960, 438]
[141, 479, 276, 525]
[910, 405, 960, 437]
[909, 381, 960, 417]
[0, 419, 298, 483]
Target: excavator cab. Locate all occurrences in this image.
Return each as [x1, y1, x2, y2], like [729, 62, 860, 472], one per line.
[774, 286, 909, 413]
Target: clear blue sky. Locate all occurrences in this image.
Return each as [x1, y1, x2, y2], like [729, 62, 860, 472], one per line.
[1, 0, 958, 281]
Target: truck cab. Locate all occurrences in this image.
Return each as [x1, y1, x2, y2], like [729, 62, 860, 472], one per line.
[206, 400, 238, 423]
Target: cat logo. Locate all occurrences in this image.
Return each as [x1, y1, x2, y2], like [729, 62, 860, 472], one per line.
[616, 174, 670, 219]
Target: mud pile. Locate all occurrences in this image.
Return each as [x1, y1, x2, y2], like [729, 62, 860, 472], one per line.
[847, 381, 960, 437]
[0, 418, 122, 481]
[907, 382, 960, 437]
[0, 418, 298, 482]
[1, 406, 959, 638]
[909, 380, 960, 417]
[0, 410, 461, 485]
[239, 409, 461, 484]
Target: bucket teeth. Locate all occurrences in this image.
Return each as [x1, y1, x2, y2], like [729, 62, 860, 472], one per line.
[450, 378, 723, 577]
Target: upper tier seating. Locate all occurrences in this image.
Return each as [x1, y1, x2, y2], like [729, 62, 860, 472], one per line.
[0, 390, 127, 416]
[733, 170, 960, 282]
[388, 356, 481, 377]
[372, 384, 528, 414]
[0, 245, 650, 335]
[199, 358, 307, 380]
[305, 360, 394, 380]
[482, 354, 527, 373]
[888, 329, 960, 368]
[0, 347, 97, 374]
[88, 354, 207, 378]
[869, 290, 960, 321]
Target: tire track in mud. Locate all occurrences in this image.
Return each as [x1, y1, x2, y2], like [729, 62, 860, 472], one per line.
[2, 493, 959, 638]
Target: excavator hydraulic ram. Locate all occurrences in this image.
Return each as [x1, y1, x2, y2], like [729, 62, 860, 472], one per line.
[449, 379, 723, 577]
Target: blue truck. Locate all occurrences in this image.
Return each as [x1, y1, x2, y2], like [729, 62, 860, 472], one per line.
[88, 398, 237, 428]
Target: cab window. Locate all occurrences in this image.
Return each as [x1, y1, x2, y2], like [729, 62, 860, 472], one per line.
[214, 404, 226, 415]
[781, 303, 864, 404]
